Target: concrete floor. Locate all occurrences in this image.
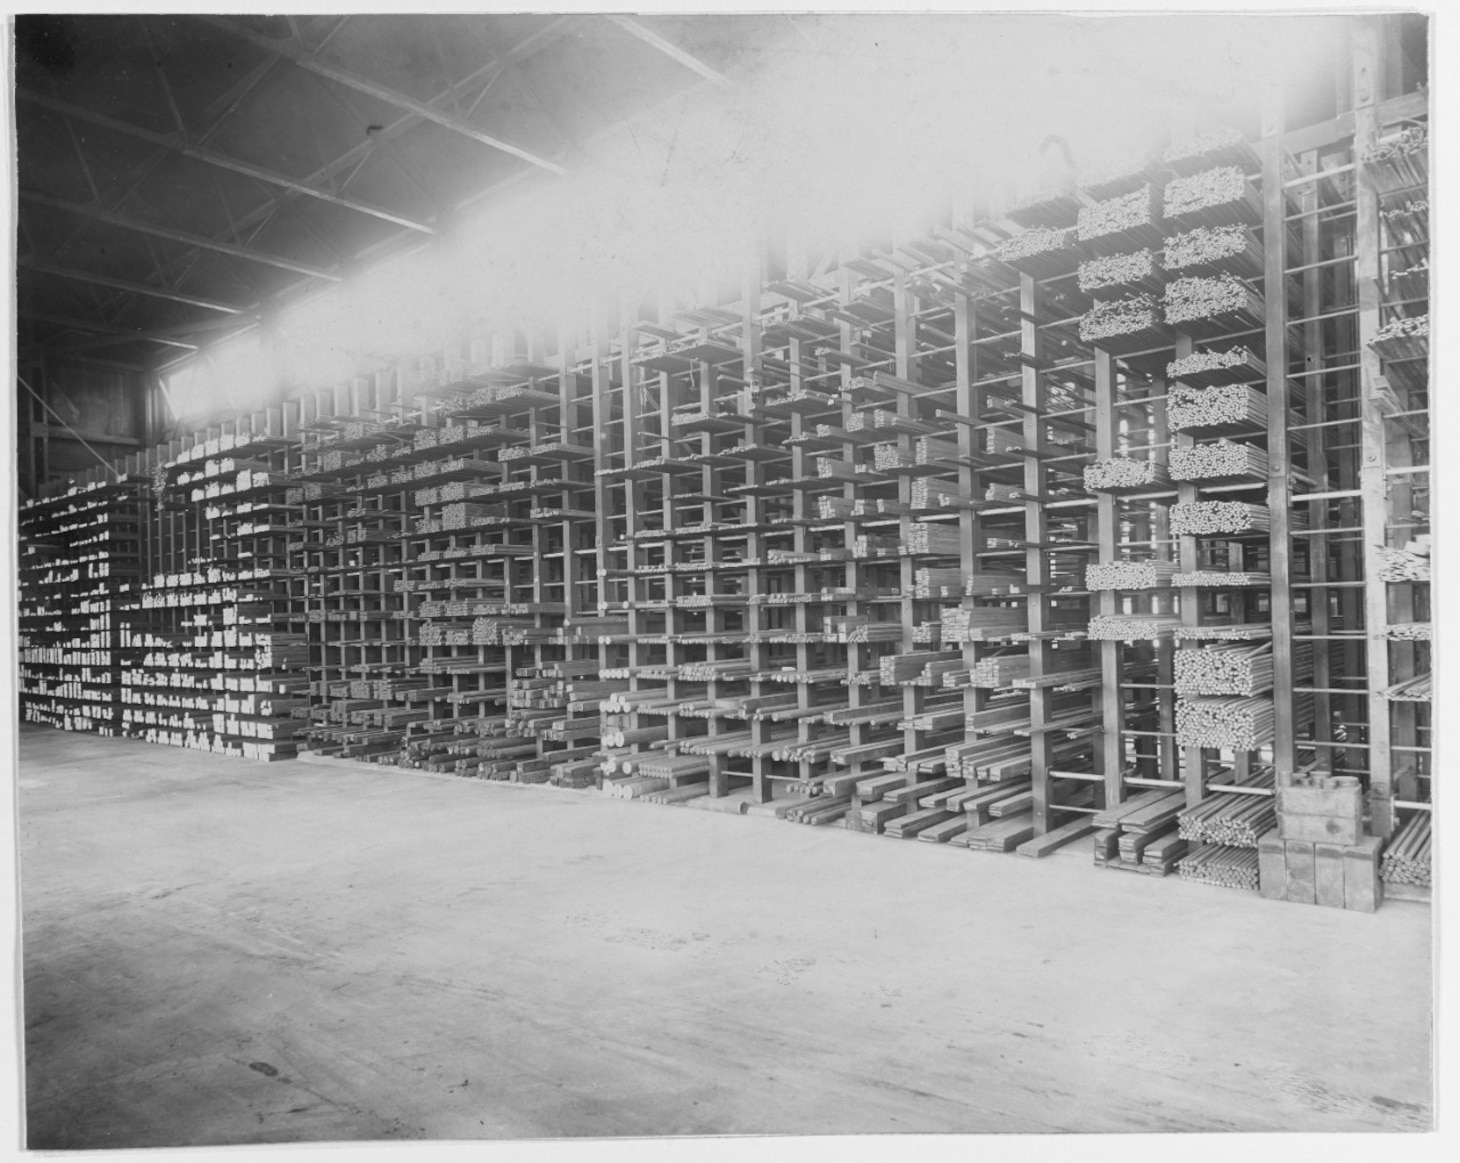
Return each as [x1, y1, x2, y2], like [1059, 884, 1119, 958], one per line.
[18, 724, 1432, 1147]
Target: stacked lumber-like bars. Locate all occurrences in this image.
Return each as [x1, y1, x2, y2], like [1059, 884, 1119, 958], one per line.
[124, 435, 307, 760]
[1091, 790, 1188, 876]
[18, 478, 149, 735]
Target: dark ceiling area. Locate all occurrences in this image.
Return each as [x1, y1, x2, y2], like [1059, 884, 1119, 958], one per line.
[13, 12, 790, 376]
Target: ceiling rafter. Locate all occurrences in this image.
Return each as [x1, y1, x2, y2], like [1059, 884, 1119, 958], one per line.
[202, 16, 570, 176]
[22, 190, 344, 282]
[302, 72, 445, 213]
[61, 114, 104, 203]
[22, 309, 202, 350]
[308, 15, 352, 58]
[95, 20, 571, 309]
[605, 16, 732, 89]
[19, 259, 252, 314]
[48, 47, 284, 270]
[18, 89, 437, 235]
[20, 15, 685, 380]
[109, 20, 576, 327]
[141, 16, 189, 135]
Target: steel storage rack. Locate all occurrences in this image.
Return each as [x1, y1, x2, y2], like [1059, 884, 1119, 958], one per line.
[18, 477, 149, 734]
[1353, 32, 1431, 901]
[13, 18, 1429, 908]
[120, 417, 308, 759]
[291, 369, 421, 762]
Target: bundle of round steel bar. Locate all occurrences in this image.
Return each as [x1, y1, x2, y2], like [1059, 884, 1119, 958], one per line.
[1086, 613, 1183, 641]
[1167, 345, 1264, 386]
[1162, 165, 1261, 227]
[1162, 127, 1260, 175]
[1172, 570, 1272, 587]
[1077, 184, 1164, 251]
[1381, 812, 1432, 887]
[1381, 197, 1429, 247]
[1178, 791, 1277, 847]
[1083, 456, 1170, 492]
[993, 225, 1081, 278]
[1163, 224, 1263, 278]
[1372, 542, 1430, 586]
[1168, 439, 1268, 482]
[1174, 642, 1293, 697]
[1163, 273, 1264, 333]
[1173, 623, 1280, 641]
[1169, 500, 1270, 535]
[1369, 314, 1429, 361]
[1079, 157, 1161, 200]
[1085, 559, 1178, 590]
[1173, 693, 1313, 750]
[1078, 295, 1166, 350]
[1361, 125, 1428, 194]
[1381, 674, 1432, 701]
[1177, 843, 1259, 890]
[1167, 384, 1268, 432]
[1077, 249, 1162, 294]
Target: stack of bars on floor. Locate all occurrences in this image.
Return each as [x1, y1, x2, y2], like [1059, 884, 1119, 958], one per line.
[1174, 768, 1275, 890]
[1380, 812, 1431, 898]
[1091, 787, 1190, 876]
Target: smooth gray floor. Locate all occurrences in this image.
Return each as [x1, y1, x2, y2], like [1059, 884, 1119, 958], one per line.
[18, 725, 1432, 1147]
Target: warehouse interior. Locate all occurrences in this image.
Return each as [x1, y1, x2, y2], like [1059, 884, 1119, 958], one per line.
[7, 10, 1437, 1149]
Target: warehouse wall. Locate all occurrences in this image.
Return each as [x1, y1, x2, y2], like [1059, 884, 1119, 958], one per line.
[17, 357, 157, 498]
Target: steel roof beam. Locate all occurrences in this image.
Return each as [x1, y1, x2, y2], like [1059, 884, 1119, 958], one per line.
[18, 90, 437, 235]
[21, 310, 202, 350]
[605, 16, 732, 89]
[92, 19, 573, 304]
[21, 191, 343, 282]
[19, 259, 253, 314]
[204, 16, 569, 175]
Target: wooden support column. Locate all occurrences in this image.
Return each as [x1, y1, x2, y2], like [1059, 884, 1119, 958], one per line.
[1298, 150, 1334, 764]
[785, 230, 815, 789]
[893, 262, 926, 766]
[952, 252, 985, 774]
[1093, 348, 1124, 807]
[1172, 335, 1206, 806]
[1263, 78, 1297, 776]
[1352, 17, 1395, 836]
[1020, 273, 1053, 833]
[741, 248, 771, 803]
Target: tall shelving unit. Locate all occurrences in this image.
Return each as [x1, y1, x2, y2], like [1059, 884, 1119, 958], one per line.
[14, 21, 1429, 907]
[1351, 19, 1431, 899]
[18, 477, 149, 735]
[121, 419, 308, 759]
